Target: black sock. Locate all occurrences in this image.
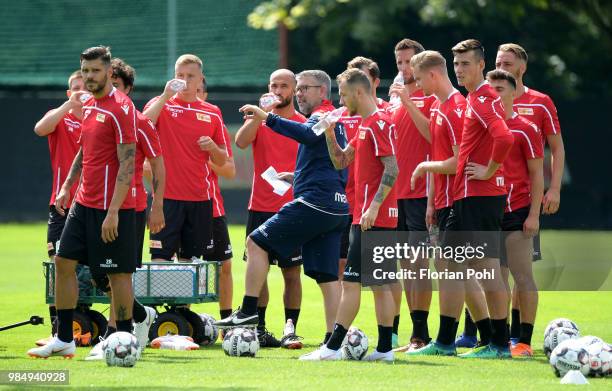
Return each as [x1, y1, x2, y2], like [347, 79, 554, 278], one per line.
[57, 309, 74, 343]
[220, 309, 232, 319]
[240, 295, 258, 316]
[326, 323, 348, 351]
[510, 309, 521, 339]
[436, 315, 456, 346]
[133, 299, 147, 323]
[377, 325, 393, 353]
[475, 318, 492, 345]
[284, 308, 301, 329]
[49, 306, 57, 333]
[392, 314, 400, 335]
[453, 321, 459, 341]
[411, 310, 430, 342]
[323, 332, 332, 344]
[257, 306, 267, 330]
[519, 322, 534, 346]
[104, 325, 117, 339]
[116, 319, 133, 334]
[464, 308, 477, 337]
[491, 318, 508, 348]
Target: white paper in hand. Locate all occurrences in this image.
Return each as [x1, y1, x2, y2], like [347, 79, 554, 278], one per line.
[560, 370, 589, 385]
[261, 166, 291, 196]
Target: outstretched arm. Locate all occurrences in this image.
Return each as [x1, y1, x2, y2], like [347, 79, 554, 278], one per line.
[324, 122, 354, 169]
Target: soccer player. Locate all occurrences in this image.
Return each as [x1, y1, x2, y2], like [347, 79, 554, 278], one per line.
[28, 46, 138, 358]
[496, 42, 565, 343]
[84, 58, 164, 360]
[235, 69, 305, 348]
[486, 69, 544, 357]
[405, 50, 468, 356]
[33, 70, 86, 345]
[143, 54, 228, 264]
[197, 80, 236, 336]
[388, 38, 436, 352]
[451, 39, 514, 359]
[215, 70, 349, 352]
[301, 68, 398, 361]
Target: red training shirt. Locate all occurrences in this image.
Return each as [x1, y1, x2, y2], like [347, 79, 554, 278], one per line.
[47, 112, 82, 206]
[135, 111, 162, 212]
[513, 86, 561, 146]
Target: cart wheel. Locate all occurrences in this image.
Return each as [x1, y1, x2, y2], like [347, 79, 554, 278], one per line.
[177, 308, 207, 344]
[87, 309, 108, 345]
[149, 311, 190, 340]
[73, 310, 93, 347]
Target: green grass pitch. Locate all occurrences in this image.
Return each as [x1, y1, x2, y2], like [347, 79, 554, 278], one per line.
[0, 223, 611, 390]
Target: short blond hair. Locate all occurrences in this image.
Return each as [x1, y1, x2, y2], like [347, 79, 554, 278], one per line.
[68, 70, 82, 89]
[410, 50, 447, 73]
[175, 54, 203, 69]
[498, 43, 528, 63]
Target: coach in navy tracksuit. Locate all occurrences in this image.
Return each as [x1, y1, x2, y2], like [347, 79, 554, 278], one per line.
[216, 70, 348, 345]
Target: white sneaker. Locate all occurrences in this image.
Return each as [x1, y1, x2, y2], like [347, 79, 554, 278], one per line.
[27, 337, 75, 359]
[298, 346, 341, 361]
[84, 338, 106, 361]
[283, 319, 295, 336]
[133, 306, 156, 350]
[363, 349, 394, 362]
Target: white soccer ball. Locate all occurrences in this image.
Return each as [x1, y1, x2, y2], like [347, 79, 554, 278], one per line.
[543, 327, 580, 358]
[104, 331, 140, 367]
[576, 335, 604, 348]
[222, 328, 259, 357]
[341, 327, 369, 360]
[544, 318, 579, 341]
[583, 341, 612, 377]
[550, 339, 590, 377]
[198, 313, 219, 346]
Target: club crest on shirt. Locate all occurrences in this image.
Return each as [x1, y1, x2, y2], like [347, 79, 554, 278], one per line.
[196, 112, 211, 122]
[517, 107, 534, 116]
[121, 104, 130, 115]
[413, 100, 425, 108]
[96, 113, 106, 123]
[359, 130, 366, 139]
[436, 115, 443, 126]
[477, 96, 486, 104]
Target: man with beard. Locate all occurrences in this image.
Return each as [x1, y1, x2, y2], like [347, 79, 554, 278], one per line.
[235, 69, 305, 348]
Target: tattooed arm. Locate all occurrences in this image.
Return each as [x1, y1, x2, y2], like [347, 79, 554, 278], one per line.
[101, 143, 136, 243]
[360, 155, 399, 231]
[55, 147, 83, 216]
[147, 156, 166, 234]
[324, 123, 355, 169]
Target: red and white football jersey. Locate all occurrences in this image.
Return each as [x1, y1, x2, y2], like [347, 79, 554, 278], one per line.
[349, 110, 398, 228]
[429, 90, 466, 210]
[47, 112, 81, 206]
[389, 90, 436, 199]
[513, 87, 561, 146]
[503, 113, 544, 212]
[248, 111, 306, 212]
[454, 81, 514, 200]
[76, 88, 137, 210]
[144, 96, 227, 202]
[135, 111, 162, 212]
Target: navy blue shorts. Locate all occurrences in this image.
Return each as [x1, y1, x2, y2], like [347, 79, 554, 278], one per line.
[249, 201, 348, 283]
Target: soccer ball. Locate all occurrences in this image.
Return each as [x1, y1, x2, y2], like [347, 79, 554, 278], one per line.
[584, 341, 612, 377]
[104, 332, 140, 367]
[340, 327, 369, 360]
[544, 318, 579, 340]
[198, 313, 219, 346]
[222, 328, 259, 357]
[543, 327, 580, 358]
[550, 339, 590, 377]
[576, 335, 604, 348]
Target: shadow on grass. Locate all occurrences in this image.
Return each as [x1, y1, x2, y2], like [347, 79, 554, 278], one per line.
[11, 387, 256, 391]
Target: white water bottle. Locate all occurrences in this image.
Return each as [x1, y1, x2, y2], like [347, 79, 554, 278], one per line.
[259, 93, 281, 110]
[312, 107, 344, 135]
[389, 73, 404, 106]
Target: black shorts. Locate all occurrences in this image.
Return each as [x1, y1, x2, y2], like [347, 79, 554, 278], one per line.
[500, 207, 542, 266]
[47, 205, 68, 257]
[397, 198, 428, 246]
[209, 216, 233, 263]
[56, 202, 137, 275]
[344, 225, 396, 286]
[339, 214, 353, 259]
[150, 199, 213, 260]
[445, 195, 506, 259]
[135, 210, 147, 268]
[244, 210, 302, 268]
